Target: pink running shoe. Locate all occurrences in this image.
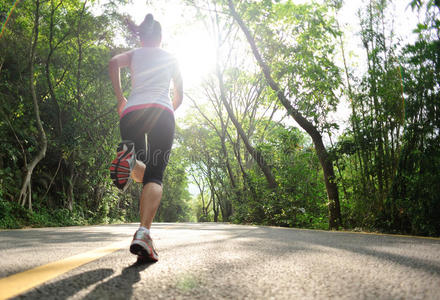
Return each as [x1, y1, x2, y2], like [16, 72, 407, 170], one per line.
[109, 141, 135, 191]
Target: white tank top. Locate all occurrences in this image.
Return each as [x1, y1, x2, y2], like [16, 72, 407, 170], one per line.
[122, 47, 178, 116]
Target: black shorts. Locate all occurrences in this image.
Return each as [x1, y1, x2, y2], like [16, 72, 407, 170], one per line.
[119, 107, 175, 185]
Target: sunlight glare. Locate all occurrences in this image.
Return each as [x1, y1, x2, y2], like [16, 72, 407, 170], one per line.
[122, 2, 216, 89]
[170, 29, 217, 89]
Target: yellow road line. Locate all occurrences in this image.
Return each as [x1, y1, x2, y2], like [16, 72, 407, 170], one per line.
[0, 240, 129, 300]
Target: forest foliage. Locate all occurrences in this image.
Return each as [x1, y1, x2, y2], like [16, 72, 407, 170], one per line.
[0, 0, 439, 236]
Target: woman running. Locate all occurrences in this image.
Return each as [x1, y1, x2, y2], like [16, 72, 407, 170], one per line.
[108, 13, 183, 262]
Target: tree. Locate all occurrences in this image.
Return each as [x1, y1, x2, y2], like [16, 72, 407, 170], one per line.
[228, 0, 342, 229]
[18, 0, 47, 210]
[387, 0, 440, 235]
[0, 0, 136, 225]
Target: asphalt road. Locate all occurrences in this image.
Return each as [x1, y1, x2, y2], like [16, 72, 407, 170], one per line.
[0, 223, 439, 299]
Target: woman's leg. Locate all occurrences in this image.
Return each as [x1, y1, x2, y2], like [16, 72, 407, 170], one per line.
[131, 160, 146, 183]
[139, 182, 162, 229]
[129, 108, 174, 262]
[120, 111, 148, 184]
[139, 109, 175, 228]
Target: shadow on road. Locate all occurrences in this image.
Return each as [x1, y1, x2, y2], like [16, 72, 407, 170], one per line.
[0, 225, 135, 250]
[289, 230, 440, 276]
[14, 261, 153, 299]
[157, 225, 440, 277]
[15, 268, 114, 300]
[140, 224, 440, 298]
[83, 261, 153, 300]
[223, 226, 440, 276]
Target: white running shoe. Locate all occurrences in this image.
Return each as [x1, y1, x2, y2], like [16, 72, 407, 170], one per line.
[130, 229, 159, 263]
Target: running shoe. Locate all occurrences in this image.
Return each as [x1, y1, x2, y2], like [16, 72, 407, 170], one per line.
[130, 229, 159, 262]
[109, 140, 135, 191]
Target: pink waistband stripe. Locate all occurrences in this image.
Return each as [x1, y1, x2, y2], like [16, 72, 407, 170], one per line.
[120, 103, 174, 119]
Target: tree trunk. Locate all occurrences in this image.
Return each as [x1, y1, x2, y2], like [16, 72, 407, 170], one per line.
[66, 151, 76, 211]
[18, 0, 47, 210]
[76, 1, 87, 110]
[190, 95, 238, 190]
[216, 67, 277, 189]
[192, 173, 209, 220]
[211, 9, 277, 189]
[206, 165, 218, 222]
[230, 133, 257, 203]
[228, 0, 341, 228]
[46, 0, 63, 135]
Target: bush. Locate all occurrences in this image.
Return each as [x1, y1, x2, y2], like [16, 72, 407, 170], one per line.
[0, 198, 90, 229]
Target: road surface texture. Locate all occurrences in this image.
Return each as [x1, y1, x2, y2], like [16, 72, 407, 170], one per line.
[0, 223, 439, 299]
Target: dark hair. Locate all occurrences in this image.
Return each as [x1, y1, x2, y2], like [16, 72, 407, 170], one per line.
[127, 14, 161, 43]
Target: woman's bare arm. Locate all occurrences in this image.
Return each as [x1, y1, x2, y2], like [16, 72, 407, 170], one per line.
[172, 68, 183, 111]
[109, 51, 132, 116]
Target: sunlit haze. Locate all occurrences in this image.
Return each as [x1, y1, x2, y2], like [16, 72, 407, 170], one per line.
[114, 1, 216, 86]
[108, 0, 420, 124]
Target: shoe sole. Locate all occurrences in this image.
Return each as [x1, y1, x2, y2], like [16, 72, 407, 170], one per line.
[130, 240, 158, 262]
[110, 158, 131, 189]
[109, 144, 135, 191]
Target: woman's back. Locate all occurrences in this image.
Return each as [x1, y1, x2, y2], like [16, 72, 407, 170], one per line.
[126, 47, 178, 113]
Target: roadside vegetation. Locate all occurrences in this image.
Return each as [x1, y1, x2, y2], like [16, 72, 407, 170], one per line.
[0, 0, 439, 236]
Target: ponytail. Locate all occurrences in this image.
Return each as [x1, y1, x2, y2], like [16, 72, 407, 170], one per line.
[139, 14, 155, 38]
[126, 17, 140, 36]
[126, 13, 161, 44]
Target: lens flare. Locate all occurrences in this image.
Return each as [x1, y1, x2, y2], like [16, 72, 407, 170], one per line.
[0, 0, 20, 39]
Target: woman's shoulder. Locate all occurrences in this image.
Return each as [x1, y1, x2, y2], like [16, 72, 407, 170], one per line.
[157, 48, 176, 59]
[133, 47, 178, 67]
[156, 49, 179, 66]
[136, 47, 174, 57]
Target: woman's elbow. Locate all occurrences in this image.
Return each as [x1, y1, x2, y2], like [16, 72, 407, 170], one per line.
[108, 58, 118, 73]
[176, 86, 183, 102]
